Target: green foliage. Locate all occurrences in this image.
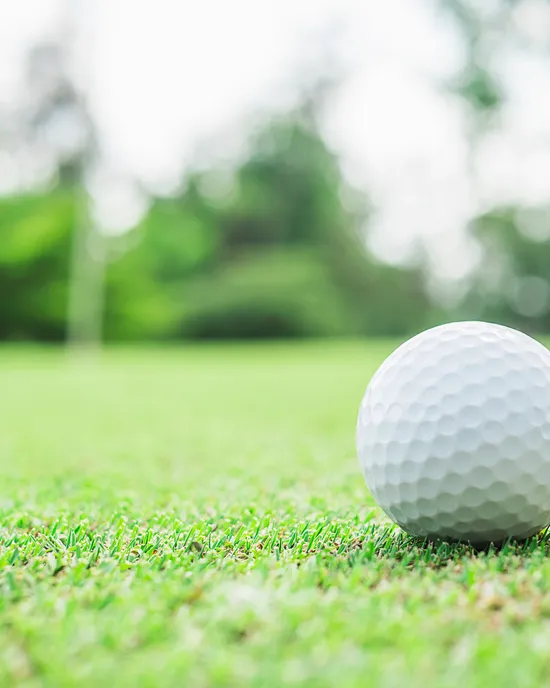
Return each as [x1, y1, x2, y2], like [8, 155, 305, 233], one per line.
[449, 63, 503, 113]
[0, 192, 75, 340]
[2, 345, 550, 685]
[139, 184, 221, 279]
[0, 111, 432, 342]
[107, 113, 432, 341]
[181, 247, 358, 339]
[2, 1, 547, 342]
[441, 0, 507, 115]
[102, 237, 180, 341]
[461, 207, 550, 332]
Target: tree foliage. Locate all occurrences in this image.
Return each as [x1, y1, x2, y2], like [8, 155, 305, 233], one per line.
[105, 113, 432, 340]
[0, 192, 74, 340]
[0, 112, 433, 341]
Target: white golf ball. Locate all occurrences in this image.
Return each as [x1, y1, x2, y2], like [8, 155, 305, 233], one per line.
[357, 321, 550, 544]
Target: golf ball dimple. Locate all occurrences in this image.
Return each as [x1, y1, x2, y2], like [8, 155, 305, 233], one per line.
[356, 321, 550, 545]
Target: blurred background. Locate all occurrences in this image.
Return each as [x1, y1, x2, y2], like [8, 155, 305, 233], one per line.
[2, 0, 550, 346]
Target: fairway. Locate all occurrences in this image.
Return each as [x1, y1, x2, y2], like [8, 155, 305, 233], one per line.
[1, 343, 550, 687]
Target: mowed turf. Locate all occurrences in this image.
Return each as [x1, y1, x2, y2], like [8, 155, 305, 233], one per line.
[1, 343, 550, 687]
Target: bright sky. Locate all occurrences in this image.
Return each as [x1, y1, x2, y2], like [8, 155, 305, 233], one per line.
[2, 0, 550, 286]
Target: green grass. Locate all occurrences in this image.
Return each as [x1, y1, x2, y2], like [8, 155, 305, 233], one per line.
[1, 342, 550, 687]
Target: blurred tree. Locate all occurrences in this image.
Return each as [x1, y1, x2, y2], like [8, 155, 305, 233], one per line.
[0, 191, 163, 342]
[1, 12, 108, 350]
[0, 192, 74, 340]
[439, 0, 550, 334]
[23, 41, 93, 186]
[442, 0, 506, 113]
[441, 0, 510, 204]
[461, 207, 550, 332]
[107, 103, 432, 340]
[101, 182, 219, 341]
[0, 13, 449, 342]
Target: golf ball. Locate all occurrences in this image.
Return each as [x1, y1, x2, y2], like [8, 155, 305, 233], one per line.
[357, 321, 550, 544]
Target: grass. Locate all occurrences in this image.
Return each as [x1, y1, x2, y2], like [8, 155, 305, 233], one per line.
[1, 342, 550, 686]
